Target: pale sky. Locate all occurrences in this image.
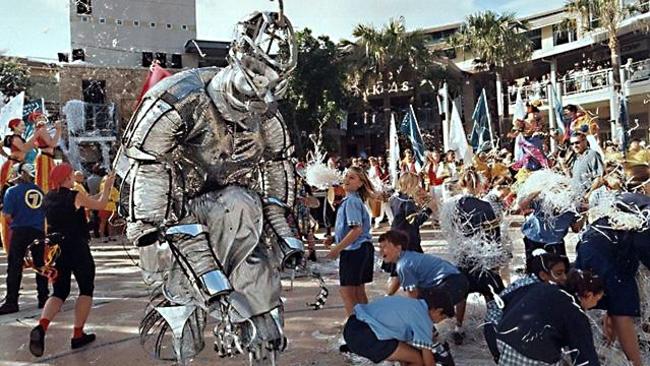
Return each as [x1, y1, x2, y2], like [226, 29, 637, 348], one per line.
[1, 0, 566, 61]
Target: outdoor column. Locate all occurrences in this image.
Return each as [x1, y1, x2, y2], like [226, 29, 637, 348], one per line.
[549, 59, 558, 151]
[547, 83, 556, 151]
[495, 72, 504, 136]
[608, 70, 617, 140]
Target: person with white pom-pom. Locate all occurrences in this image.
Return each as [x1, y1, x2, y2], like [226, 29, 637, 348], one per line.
[448, 168, 506, 346]
[495, 269, 603, 366]
[518, 189, 583, 261]
[324, 166, 376, 317]
[483, 249, 569, 363]
[574, 165, 650, 366]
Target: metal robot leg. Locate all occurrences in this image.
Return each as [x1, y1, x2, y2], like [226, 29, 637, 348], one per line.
[164, 222, 233, 305]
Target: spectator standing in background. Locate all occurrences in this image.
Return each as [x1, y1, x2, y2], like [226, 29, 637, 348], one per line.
[0, 164, 49, 314]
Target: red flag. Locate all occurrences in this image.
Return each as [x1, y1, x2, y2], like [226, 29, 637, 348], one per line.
[136, 63, 172, 105]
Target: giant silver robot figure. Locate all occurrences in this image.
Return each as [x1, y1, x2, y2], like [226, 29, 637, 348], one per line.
[114, 4, 302, 364]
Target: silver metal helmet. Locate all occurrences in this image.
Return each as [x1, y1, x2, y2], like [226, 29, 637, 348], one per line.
[228, 10, 297, 102]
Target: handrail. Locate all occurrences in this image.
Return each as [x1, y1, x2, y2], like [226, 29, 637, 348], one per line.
[626, 59, 650, 82]
[562, 68, 611, 95]
[507, 83, 549, 104]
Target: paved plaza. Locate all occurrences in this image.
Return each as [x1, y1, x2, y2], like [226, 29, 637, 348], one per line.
[0, 220, 580, 365]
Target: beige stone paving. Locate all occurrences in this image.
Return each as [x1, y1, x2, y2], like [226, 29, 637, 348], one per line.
[0, 222, 581, 365]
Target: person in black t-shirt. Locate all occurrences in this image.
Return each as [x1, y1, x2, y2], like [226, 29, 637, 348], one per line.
[29, 163, 115, 357]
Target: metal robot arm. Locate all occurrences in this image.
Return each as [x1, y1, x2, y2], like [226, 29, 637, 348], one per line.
[259, 113, 304, 268]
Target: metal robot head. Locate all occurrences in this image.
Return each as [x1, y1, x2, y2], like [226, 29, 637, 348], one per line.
[228, 11, 297, 109]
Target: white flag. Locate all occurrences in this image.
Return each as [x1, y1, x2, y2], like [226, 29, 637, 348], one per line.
[512, 88, 527, 161]
[448, 101, 473, 165]
[388, 113, 400, 189]
[514, 87, 526, 121]
[0, 92, 25, 166]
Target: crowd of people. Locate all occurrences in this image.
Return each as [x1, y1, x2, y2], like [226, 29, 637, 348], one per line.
[295, 102, 650, 366]
[0, 113, 118, 357]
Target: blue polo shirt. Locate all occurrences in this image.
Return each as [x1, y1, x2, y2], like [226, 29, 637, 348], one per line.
[354, 296, 437, 351]
[396, 251, 460, 291]
[522, 201, 579, 244]
[3, 182, 45, 231]
[334, 191, 372, 251]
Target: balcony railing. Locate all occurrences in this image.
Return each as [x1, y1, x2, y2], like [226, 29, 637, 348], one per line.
[562, 69, 611, 96]
[626, 59, 650, 83]
[507, 83, 549, 105]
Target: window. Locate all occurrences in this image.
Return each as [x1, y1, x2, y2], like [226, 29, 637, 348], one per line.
[181, 24, 188, 31]
[155, 52, 167, 68]
[166, 23, 173, 30]
[80, 16, 89, 22]
[82, 80, 106, 104]
[142, 52, 153, 67]
[72, 48, 85, 61]
[76, 0, 91, 15]
[526, 29, 542, 50]
[133, 20, 140, 27]
[171, 54, 183, 69]
[553, 24, 577, 46]
[443, 47, 457, 59]
[57, 53, 69, 62]
[115, 19, 123, 26]
[150, 22, 156, 28]
[99, 17, 106, 24]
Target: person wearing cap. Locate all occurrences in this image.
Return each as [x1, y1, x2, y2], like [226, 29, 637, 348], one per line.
[342, 288, 455, 366]
[1, 118, 38, 254]
[29, 112, 62, 193]
[29, 163, 115, 357]
[0, 163, 48, 315]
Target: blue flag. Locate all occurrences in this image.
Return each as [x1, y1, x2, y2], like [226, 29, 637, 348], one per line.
[470, 90, 491, 152]
[551, 86, 566, 135]
[619, 94, 629, 156]
[400, 105, 425, 169]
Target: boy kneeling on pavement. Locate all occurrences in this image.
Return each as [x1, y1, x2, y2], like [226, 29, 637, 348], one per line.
[342, 288, 455, 365]
[378, 230, 469, 305]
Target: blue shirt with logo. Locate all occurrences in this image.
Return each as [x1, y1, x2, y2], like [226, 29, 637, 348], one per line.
[334, 191, 372, 251]
[396, 251, 460, 291]
[3, 182, 45, 231]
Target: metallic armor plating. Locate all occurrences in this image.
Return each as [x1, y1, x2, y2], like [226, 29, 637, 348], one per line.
[115, 7, 301, 365]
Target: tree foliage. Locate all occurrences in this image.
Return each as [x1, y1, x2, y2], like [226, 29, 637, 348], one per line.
[0, 58, 31, 102]
[279, 28, 347, 157]
[450, 11, 532, 72]
[341, 17, 447, 99]
[564, 0, 638, 94]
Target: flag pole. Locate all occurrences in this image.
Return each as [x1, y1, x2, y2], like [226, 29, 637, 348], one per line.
[442, 82, 450, 152]
[483, 88, 495, 150]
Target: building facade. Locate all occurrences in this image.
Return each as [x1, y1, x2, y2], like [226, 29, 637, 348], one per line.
[69, 0, 199, 68]
[424, 3, 650, 144]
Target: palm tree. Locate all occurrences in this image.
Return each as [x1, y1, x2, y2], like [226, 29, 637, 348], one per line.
[450, 11, 532, 133]
[341, 17, 445, 147]
[564, 0, 636, 124]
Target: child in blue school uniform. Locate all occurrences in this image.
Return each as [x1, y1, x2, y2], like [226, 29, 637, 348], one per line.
[495, 269, 604, 366]
[483, 249, 569, 362]
[343, 288, 455, 365]
[575, 191, 650, 366]
[325, 166, 376, 316]
[378, 229, 469, 306]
